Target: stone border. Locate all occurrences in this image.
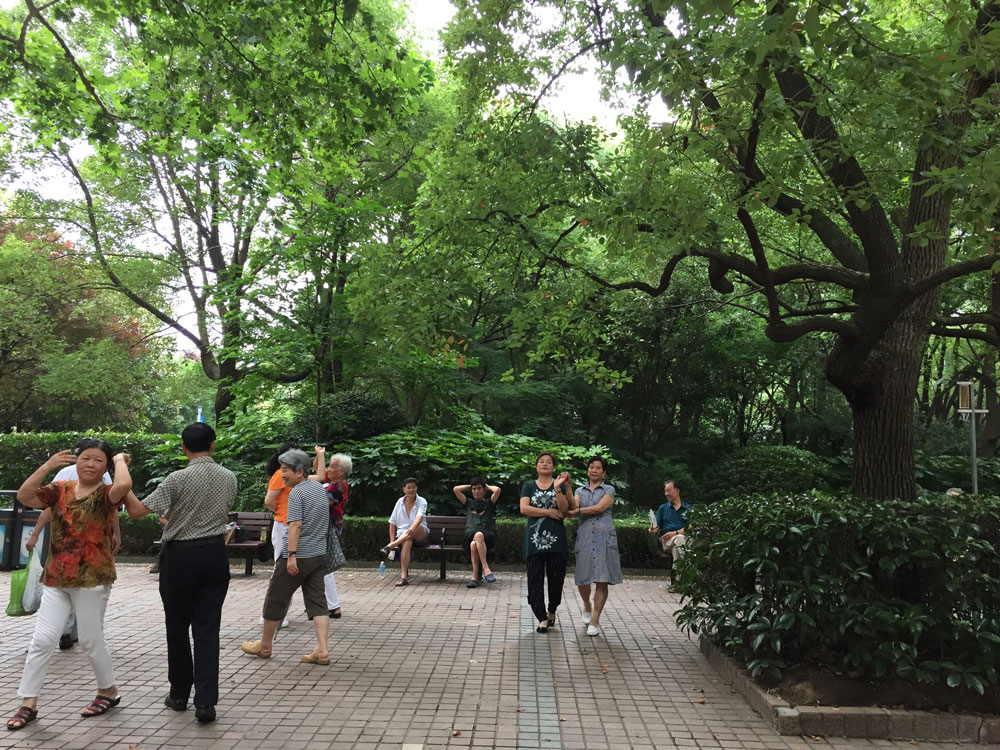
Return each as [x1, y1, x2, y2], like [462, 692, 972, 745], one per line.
[700, 637, 999, 744]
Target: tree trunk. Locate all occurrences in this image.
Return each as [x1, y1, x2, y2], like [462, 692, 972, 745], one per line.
[827, 307, 930, 501]
[213, 356, 239, 426]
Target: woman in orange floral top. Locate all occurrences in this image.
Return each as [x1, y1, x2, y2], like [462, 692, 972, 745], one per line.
[7, 440, 132, 731]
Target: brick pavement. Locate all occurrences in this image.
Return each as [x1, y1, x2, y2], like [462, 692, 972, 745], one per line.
[0, 564, 993, 750]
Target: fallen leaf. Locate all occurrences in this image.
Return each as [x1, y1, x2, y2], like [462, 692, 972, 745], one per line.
[559, 717, 566, 722]
[516, 707, 525, 713]
[579, 648, 590, 655]
[453, 730, 461, 736]
[496, 650, 504, 654]
[600, 664, 609, 674]
[697, 697, 706, 704]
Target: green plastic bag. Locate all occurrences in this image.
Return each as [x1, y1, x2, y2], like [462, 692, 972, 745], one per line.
[5, 552, 31, 617]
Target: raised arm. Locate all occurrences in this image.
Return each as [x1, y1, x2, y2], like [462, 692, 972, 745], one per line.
[554, 472, 572, 512]
[109, 454, 133, 505]
[17, 450, 75, 507]
[309, 446, 327, 481]
[487, 484, 501, 503]
[452, 484, 470, 504]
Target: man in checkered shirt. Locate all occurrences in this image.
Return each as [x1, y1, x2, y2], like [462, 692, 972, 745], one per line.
[124, 423, 237, 724]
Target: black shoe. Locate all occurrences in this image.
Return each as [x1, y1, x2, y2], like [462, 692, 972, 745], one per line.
[59, 634, 77, 650]
[149, 564, 159, 574]
[195, 705, 216, 723]
[163, 695, 187, 711]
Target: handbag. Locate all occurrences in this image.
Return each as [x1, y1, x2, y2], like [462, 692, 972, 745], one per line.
[324, 524, 347, 574]
[6, 555, 31, 617]
[22, 549, 44, 613]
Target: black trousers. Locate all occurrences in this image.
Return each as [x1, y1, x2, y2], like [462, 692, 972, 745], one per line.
[526, 551, 566, 623]
[159, 540, 230, 708]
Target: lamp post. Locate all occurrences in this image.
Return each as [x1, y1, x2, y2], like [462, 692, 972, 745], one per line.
[957, 381, 988, 495]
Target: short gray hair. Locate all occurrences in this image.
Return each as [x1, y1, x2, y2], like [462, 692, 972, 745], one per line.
[328, 452, 353, 476]
[278, 449, 311, 475]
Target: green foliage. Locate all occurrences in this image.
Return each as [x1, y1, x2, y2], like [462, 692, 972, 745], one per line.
[629, 455, 698, 509]
[700, 445, 836, 502]
[331, 424, 611, 515]
[288, 390, 406, 444]
[675, 492, 1000, 692]
[915, 452, 1000, 496]
[116, 513, 164, 555]
[0, 431, 165, 492]
[0, 227, 171, 431]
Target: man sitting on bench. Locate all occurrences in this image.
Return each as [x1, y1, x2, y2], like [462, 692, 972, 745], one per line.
[452, 477, 501, 588]
[648, 480, 690, 562]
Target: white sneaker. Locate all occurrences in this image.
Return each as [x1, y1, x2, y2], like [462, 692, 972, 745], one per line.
[259, 616, 291, 628]
[582, 613, 592, 625]
[586, 624, 601, 637]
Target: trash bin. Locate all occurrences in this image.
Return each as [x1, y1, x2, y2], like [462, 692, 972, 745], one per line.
[0, 493, 42, 571]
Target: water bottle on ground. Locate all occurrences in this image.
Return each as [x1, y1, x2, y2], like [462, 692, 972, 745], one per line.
[378, 560, 386, 579]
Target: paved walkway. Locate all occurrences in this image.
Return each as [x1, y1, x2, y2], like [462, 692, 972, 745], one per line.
[0, 564, 991, 750]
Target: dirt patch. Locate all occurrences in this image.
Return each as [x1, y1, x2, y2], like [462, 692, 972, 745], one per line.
[769, 665, 999, 714]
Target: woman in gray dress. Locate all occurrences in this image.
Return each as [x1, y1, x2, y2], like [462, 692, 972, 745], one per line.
[567, 455, 622, 637]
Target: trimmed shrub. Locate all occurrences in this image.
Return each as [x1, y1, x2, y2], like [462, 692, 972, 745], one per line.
[674, 491, 1000, 693]
[915, 451, 1000, 496]
[117, 513, 166, 555]
[699, 445, 835, 502]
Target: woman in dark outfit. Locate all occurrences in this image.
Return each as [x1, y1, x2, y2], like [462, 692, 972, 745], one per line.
[519, 451, 572, 633]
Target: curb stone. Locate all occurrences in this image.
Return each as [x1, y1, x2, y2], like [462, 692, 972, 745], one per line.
[699, 636, 994, 743]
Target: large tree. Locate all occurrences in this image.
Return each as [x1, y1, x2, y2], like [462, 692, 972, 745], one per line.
[433, 0, 1000, 499]
[1, 0, 428, 420]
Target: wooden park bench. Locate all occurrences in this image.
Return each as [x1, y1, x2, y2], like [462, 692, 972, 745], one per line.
[226, 511, 273, 576]
[415, 515, 468, 580]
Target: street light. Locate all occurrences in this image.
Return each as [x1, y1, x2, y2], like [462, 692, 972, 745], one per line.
[956, 381, 988, 495]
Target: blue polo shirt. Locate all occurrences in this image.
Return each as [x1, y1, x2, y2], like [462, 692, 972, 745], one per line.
[655, 501, 691, 532]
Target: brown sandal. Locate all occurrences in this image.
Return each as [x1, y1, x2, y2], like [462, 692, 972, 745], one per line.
[394, 577, 409, 587]
[81, 694, 120, 717]
[6, 705, 37, 730]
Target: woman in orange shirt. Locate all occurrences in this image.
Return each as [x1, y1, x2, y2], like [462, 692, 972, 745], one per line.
[262, 441, 300, 628]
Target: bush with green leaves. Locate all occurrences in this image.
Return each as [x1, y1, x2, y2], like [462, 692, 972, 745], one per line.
[331, 425, 612, 515]
[629, 455, 698, 509]
[699, 445, 836, 502]
[674, 491, 1000, 694]
[288, 390, 407, 444]
[915, 451, 999, 496]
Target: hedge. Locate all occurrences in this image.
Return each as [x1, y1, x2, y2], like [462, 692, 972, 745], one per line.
[116, 514, 669, 568]
[674, 491, 1000, 694]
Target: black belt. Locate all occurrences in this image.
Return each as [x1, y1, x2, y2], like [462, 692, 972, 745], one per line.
[165, 534, 224, 548]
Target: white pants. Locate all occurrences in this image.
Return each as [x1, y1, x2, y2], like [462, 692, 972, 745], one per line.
[272, 520, 339, 610]
[19, 584, 114, 698]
